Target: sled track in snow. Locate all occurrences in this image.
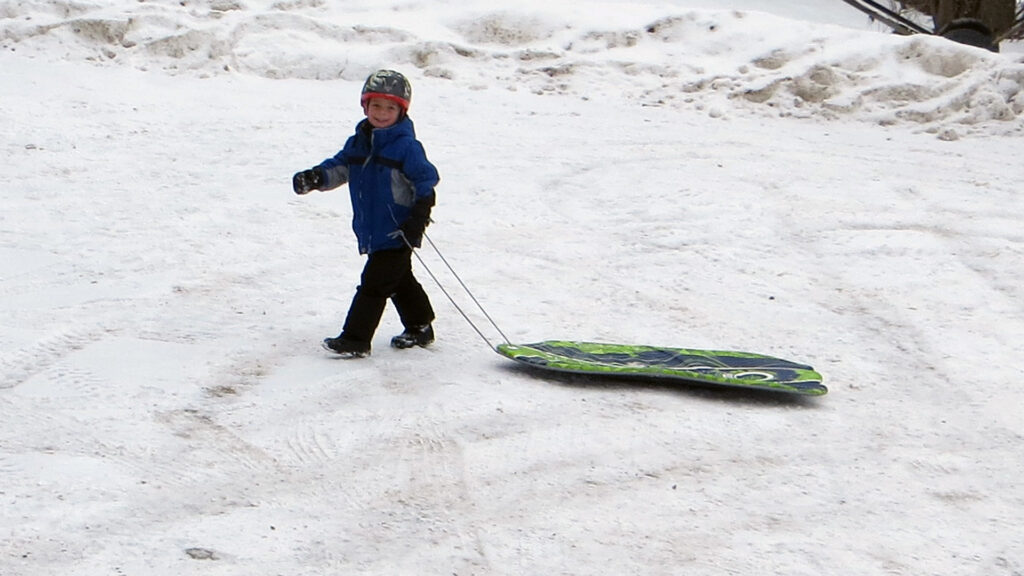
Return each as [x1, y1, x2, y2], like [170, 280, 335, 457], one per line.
[156, 408, 279, 474]
[0, 326, 111, 390]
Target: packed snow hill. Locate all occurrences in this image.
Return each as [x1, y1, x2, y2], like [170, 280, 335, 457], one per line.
[3, 0, 1024, 135]
[2, 1, 1023, 575]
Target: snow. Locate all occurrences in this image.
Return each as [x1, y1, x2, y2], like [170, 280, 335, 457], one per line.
[2, 1, 1023, 574]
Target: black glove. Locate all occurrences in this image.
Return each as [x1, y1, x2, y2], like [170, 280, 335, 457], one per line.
[397, 194, 434, 247]
[292, 168, 323, 195]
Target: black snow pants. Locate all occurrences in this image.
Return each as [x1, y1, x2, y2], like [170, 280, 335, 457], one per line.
[340, 247, 434, 345]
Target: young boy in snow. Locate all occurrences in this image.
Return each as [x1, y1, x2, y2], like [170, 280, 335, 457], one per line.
[292, 69, 438, 358]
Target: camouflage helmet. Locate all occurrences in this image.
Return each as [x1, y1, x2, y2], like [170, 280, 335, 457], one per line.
[360, 69, 412, 112]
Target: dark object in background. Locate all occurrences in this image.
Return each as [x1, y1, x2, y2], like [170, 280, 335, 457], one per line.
[937, 17, 999, 52]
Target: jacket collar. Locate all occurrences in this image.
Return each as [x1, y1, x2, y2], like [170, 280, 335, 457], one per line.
[358, 117, 415, 146]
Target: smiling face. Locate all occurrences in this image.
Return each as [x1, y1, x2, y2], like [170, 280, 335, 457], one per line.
[365, 97, 403, 129]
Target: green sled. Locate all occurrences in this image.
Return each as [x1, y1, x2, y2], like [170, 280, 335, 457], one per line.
[496, 340, 826, 396]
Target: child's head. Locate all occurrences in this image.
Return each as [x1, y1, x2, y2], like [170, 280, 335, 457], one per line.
[364, 97, 403, 129]
[360, 69, 411, 127]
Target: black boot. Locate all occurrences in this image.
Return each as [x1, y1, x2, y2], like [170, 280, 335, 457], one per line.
[390, 324, 434, 349]
[322, 334, 371, 358]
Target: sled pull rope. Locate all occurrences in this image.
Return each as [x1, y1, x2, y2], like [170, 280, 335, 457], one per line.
[404, 231, 511, 350]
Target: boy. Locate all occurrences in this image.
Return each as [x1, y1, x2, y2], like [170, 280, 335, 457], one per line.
[293, 69, 439, 358]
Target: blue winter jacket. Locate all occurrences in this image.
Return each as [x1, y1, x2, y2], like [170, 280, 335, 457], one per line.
[317, 117, 439, 254]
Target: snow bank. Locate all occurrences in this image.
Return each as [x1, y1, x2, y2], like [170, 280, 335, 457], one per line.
[2, 0, 1023, 135]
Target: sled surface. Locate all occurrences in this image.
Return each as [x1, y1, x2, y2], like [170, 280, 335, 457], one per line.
[496, 340, 826, 396]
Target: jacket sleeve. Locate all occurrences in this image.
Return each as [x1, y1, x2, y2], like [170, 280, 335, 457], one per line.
[402, 140, 440, 201]
[316, 135, 358, 191]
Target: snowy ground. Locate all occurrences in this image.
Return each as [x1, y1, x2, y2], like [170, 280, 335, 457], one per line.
[2, 1, 1024, 575]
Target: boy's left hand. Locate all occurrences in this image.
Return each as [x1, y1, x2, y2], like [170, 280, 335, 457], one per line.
[389, 194, 434, 247]
[388, 215, 429, 247]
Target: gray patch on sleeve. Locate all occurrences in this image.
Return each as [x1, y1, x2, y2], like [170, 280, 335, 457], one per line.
[391, 170, 415, 207]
